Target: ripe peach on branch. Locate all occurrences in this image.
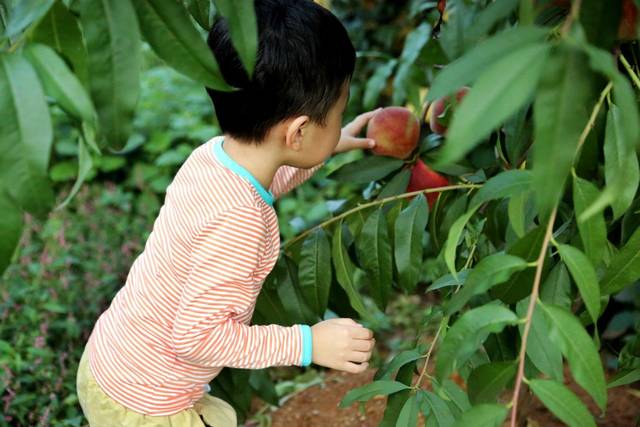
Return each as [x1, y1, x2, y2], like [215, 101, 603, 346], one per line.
[426, 86, 469, 135]
[406, 159, 449, 208]
[366, 107, 420, 159]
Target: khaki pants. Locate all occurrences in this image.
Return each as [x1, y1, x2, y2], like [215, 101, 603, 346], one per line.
[76, 346, 237, 427]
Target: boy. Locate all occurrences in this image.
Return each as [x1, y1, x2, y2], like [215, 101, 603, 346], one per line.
[76, 0, 377, 425]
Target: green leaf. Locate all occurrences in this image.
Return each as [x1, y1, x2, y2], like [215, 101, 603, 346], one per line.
[469, 170, 533, 210]
[445, 254, 528, 315]
[332, 222, 369, 320]
[607, 368, 640, 388]
[572, 174, 606, 266]
[467, 361, 517, 405]
[277, 259, 317, 324]
[0, 52, 54, 218]
[213, 0, 258, 78]
[0, 192, 23, 275]
[329, 156, 404, 184]
[507, 191, 528, 238]
[451, 404, 508, 427]
[357, 207, 392, 311]
[538, 302, 607, 410]
[380, 362, 417, 427]
[393, 22, 431, 105]
[131, 0, 231, 91]
[394, 194, 429, 292]
[339, 380, 410, 408]
[378, 168, 411, 199]
[23, 43, 96, 126]
[374, 349, 423, 381]
[2, 0, 54, 39]
[532, 45, 595, 218]
[463, 0, 519, 46]
[81, 0, 141, 149]
[56, 137, 94, 210]
[248, 370, 278, 407]
[556, 244, 600, 324]
[515, 298, 563, 382]
[436, 304, 519, 381]
[427, 270, 469, 292]
[364, 59, 397, 110]
[540, 263, 572, 308]
[397, 394, 419, 427]
[436, 43, 550, 165]
[298, 228, 332, 316]
[419, 390, 455, 427]
[529, 379, 596, 427]
[600, 226, 640, 295]
[443, 207, 478, 278]
[427, 26, 548, 101]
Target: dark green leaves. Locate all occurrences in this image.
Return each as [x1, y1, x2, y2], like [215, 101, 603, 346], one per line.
[556, 244, 600, 324]
[539, 302, 607, 410]
[469, 170, 533, 210]
[451, 404, 508, 427]
[396, 394, 419, 427]
[374, 349, 423, 381]
[298, 228, 332, 316]
[339, 380, 409, 408]
[529, 379, 596, 427]
[357, 207, 393, 310]
[329, 156, 404, 184]
[532, 45, 595, 218]
[600, 227, 640, 295]
[572, 174, 606, 266]
[394, 195, 429, 292]
[467, 361, 516, 405]
[436, 305, 519, 381]
[131, 0, 231, 91]
[0, 193, 23, 274]
[332, 222, 369, 319]
[81, 0, 141, 148]
[213, 0, 258, 78]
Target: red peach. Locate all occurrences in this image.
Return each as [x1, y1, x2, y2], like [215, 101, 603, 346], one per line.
[407, 159, 449, 208]
[428, 87, 469, 135]
[619, 0, 638, 40]
[367, 107, 420, 159]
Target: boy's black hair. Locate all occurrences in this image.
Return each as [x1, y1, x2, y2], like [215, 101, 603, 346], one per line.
[206, 0, 356, 144]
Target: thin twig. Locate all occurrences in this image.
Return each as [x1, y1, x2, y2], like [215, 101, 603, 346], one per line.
[281, 183, 480, 253]
[620, 54, 640, 91]
[509, 206, 557, 427]
[413, 316, 448, 390]
[560, 0, 582, 36]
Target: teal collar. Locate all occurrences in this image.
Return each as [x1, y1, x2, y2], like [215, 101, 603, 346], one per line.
[213, 138, 275, 206]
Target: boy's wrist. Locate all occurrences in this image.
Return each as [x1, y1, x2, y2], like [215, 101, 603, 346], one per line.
[298, 324, 313, 366]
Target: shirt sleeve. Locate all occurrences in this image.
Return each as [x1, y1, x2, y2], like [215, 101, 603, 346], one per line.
[269, 162, 324, 199]
[170, 205, 307, 369]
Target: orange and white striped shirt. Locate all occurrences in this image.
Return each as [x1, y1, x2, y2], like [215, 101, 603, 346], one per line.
[87, 135, 321, 415]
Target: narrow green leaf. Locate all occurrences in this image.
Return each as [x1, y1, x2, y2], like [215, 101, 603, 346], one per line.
[81, 0, 141, 148]
[131, 0, 231, 91]
[392, 22, 431, 105]
[378, 168, 411, 199]
[462, 0, 519, 46]
[607, 368, 640, 388]
[600, 226, 640, 295]
[516, 298, 563, 382]
[507, 191, 528, 238]
[419, 390, 455, 427]
[394, 194, 429, 292]
[374, 349, 423, 381]
[538, 302, 607, 410]
[380, 362, 416, 427]
[427, 26, 548, 101]
[213, 0, 258, 78]
[451, 404, 508, 427]
[436, 305, 519, 381]
[467, 361, 517, 405]
[23, 43, 96, 126]
[332, 222, 369, 319]
[364, 59, 397, 110]
[572, 174, 606, 266]
[532, 45, 595, 218]
[446, 254, 528, 315]
[469, 170, 533, 210]
[357, 207, 392, 311]
[540, 263, 572, 308]
[427, 270, 469, 292]
[339, 380, 410, 408]
[436, 43, 550, 165]
[443, 207, 478, 278]
[529, 379, 596, 427]
[3, 0, 54, 39]
[299, 228, 332, 316]
[329, 156, 403, 184]
[0, 52, 54, 218]
[0, 192, 23, 275]
[396, 394, 419, 427]
[56, 137, 93, 210]
[556, 244, 600, 324]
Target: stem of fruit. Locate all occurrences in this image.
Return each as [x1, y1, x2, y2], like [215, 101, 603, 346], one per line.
[282, 183, 480, 253]
[560, 0, 582, 36]
[413, 315, 448, 390]
[509, 206, 557, 427]
[620, 54, 640, 91]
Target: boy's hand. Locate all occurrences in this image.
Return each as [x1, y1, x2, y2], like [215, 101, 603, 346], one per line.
[311, 318, 375, 374]
[333, 108, 382, 154]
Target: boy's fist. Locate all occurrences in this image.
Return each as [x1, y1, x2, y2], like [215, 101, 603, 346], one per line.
[311, 318, 375, 374]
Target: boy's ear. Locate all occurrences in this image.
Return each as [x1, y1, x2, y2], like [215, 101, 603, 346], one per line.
[285, 115, 309, 151]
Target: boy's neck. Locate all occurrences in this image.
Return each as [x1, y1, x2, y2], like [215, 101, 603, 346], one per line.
[221, 134, 282, 190]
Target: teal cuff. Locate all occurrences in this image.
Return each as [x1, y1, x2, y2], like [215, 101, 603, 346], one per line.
[299, 325, 313, 366]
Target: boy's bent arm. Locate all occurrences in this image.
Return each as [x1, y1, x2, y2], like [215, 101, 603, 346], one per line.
[269, 162, 324, 199]
[170, 206, 310, 368]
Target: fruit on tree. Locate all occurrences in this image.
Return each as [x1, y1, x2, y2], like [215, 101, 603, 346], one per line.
[428, 86, 469, 135]
[367, 107, 420, 159]
[619, 0, 638, 40]
[407, 159, 449, 208]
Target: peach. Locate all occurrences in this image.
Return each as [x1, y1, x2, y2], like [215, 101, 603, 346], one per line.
[619, 0, 638, 40]
[428, 86, 469, 135]
[407, 159, 449, 208]
[367, 107, 420, 159]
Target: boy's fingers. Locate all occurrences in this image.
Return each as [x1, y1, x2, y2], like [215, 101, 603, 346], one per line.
[351, 326, 374, 340]
[333, 318, 360, 326]
[343, 361, 369, 374]
[341, 136, 376, 151]
[343, 108, 382, 135]
[351, 338, 375, 352]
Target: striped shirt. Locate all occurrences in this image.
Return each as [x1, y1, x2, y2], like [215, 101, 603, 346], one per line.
[87, 135, 321, 415]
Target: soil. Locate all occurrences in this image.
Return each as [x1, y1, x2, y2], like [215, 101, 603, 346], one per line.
[246, 365, 639, 427]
